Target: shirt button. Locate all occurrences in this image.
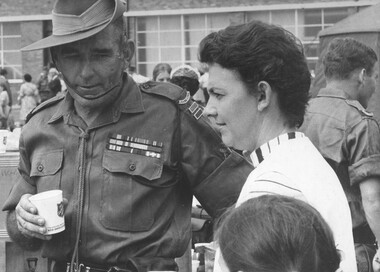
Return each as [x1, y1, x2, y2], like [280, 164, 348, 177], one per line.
[129, 164, 136, 171]
[37, 164, 44, 172]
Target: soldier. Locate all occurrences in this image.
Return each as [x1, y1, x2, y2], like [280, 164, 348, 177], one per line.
[300, 37, 380, 272]
[2, 1, 253, 272]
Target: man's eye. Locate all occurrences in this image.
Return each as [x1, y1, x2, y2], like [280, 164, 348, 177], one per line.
[62, 53, 79, 59]
[92, 53, 110, 59]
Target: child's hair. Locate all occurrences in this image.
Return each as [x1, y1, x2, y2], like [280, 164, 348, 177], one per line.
[24, 73, 32, 82]
[217, 195, 341, 272]
[152, 63, 172, 81]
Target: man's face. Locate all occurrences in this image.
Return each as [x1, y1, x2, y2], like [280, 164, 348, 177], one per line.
[54, 24, 128, 109]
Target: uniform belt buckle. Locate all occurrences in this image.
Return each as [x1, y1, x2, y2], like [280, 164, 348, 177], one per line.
[66, 262, 86, 272]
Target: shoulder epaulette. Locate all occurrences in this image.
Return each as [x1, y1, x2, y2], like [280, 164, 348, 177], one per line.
[26, 95, 65, 123]
[345, 99, 374, 117]
[139, 81, 184, 101]
[140, 81, 205, 120]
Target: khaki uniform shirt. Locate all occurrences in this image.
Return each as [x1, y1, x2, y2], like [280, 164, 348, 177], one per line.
[301, 87, 380, 230]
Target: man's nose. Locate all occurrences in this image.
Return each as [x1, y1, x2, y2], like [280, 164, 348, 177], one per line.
[79, 58, 95, 79]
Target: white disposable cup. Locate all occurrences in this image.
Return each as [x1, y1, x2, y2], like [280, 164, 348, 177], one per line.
[0, 129, 8, 153]
[29, 190, 65, 235]
[192, 260, 200, 272]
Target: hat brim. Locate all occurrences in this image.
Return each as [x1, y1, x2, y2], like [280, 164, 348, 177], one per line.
[21, 0, 125, 51]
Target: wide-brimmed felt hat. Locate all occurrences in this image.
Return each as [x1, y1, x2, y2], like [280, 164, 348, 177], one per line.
[22, 0, 126, 51]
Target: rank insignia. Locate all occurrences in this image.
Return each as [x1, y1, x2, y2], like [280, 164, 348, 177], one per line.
[188, 101, 203, 120]
[107, 134, 163, 159]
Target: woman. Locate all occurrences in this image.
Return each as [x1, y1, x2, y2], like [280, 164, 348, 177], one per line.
[152, 63, 172, 82]
[199, 20, 356, 271]
[18, 73, 40, 125]
[218, 195, 341, 272]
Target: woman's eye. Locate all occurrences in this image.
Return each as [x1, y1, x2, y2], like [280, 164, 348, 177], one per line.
[209, 90, 223, 98]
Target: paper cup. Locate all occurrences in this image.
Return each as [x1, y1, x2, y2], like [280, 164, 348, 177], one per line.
[29, 190, 65, 235]
[192, 260, 200, 272]
[0, 129, 8, 153]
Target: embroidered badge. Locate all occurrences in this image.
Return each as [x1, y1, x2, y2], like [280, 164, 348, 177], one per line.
[57, 201, 64, 217]
[178, 91, 191, 105]
[107, 134, 163, 159]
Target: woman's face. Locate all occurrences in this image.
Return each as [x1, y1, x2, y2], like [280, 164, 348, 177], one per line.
[155, 71, 170, 82]
[203, 63, 260, 151]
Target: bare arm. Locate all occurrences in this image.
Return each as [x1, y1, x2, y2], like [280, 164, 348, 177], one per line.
[360, 177, 380, 242]
[359, 177, 380, 271]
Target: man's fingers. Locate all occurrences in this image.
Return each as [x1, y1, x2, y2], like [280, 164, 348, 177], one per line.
[16, 214, 51, 240]
[15, 202, 44, 226]
[18, 194, 37, 214]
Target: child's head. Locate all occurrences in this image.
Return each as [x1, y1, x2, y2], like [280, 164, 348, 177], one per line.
[0, 83, 5, 92]
[24, 73, 32, 83]
[217, 195, 341, 272]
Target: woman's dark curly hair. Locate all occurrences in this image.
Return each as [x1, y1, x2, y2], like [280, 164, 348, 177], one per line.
[198, 20, 311, 127]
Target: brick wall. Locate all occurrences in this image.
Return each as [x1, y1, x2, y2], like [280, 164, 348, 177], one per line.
[129, 0, 348, 11]
[0, 0, 353, 16]
[0, 0, 53, 16]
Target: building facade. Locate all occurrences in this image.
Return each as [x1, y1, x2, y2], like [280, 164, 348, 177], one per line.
[0, 0, 379, 90]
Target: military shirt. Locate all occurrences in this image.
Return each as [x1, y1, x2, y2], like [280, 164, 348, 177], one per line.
[300, 87, 380, 229]
[2, 74, 253, 267]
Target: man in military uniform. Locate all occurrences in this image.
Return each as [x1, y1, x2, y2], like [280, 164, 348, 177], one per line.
[2, 1, 253, 272]
[300, 37, 380, 272]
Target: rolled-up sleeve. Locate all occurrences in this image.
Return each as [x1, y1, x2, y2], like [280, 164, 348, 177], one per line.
[179, 105, 253, 218]
[348, 118, 380, 186]
[2, 134, 36, 211]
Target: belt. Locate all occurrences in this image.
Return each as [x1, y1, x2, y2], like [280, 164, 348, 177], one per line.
[53, 257, 178, 272]
[65, 262, 130, 272]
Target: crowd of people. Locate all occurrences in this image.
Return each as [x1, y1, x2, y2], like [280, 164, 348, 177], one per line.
[1, 0, 380, 272]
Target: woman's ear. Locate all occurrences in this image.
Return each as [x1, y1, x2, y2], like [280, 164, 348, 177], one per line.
[257, 81, 272, 112]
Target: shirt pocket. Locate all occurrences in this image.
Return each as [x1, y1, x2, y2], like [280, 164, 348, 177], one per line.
[30, 149, 64, 191]
[100, 149, 167, 232]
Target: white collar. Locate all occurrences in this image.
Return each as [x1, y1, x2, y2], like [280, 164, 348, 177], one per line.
[250, 132, 305, 168]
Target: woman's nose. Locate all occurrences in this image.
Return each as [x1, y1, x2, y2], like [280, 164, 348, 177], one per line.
[203, 99, 216, 118]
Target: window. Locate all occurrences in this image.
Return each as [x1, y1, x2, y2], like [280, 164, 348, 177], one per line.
[0, 22, 22, 81]
[134, 6, 363, 78]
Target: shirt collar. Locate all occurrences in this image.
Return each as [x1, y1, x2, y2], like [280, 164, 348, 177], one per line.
[250, 132, 305, 168]
[317, 87, 351, 100]
[49, 73, 145, 124]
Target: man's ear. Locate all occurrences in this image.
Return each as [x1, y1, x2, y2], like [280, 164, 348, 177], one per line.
[358, 68, 366, 84]
[124, 39, 135, 63]
[257, 81, 272, 112]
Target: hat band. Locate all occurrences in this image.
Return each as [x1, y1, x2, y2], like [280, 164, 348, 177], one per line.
[52, 0, 114, 36]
